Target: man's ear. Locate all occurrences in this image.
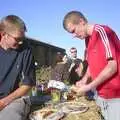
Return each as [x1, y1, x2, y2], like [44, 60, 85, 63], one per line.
[0, 32, 7, 42]
[79, 18, 86, 25]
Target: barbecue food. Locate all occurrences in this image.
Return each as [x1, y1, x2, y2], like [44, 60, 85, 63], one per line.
[29, 108, 57, 120]
[29, 107, 65, 120]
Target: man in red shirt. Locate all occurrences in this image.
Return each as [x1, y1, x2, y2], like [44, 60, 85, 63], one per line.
[63, 11, 120, 120]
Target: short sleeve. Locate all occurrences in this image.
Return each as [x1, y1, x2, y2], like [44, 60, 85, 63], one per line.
[21, 47, 36, 86]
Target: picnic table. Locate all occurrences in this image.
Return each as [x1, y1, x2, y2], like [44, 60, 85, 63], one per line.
[29, 96, 102, 120]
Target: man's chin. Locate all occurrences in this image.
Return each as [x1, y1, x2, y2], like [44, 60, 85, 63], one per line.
[76, 36, 85, 40]
[80, 37, 85, 40]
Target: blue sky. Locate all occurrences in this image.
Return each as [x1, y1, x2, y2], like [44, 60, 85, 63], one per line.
[1, 0, 120, 59]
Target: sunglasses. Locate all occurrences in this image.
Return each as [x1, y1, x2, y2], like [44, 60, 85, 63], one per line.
[6, 32, 25, 44]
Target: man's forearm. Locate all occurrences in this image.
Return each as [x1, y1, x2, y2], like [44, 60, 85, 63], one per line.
[89, 60, 117, 89]
[2, 85, 32, 105]
[82, 67, 90, 83]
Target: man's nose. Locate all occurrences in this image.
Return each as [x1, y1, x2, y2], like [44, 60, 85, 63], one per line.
[72, 33, 77, 38]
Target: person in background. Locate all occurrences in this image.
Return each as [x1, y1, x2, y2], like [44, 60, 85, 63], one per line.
[51, 52, 70, 82]
[68, 47, 83, 85]
[63, 11, 120, 120]
[0, 15, 36, 120]
[47, 52, 70, 102]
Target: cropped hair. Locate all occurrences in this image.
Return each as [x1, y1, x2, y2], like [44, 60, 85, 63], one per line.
[0, 15, 27, 33]
[70, 47, 77, 51]
[63, 11, 87, 31]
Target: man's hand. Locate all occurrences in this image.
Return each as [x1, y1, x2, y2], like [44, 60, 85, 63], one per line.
[0, 98, 9, 111]
[71, 84, 92, 96]
[76, 80, 86, 87]
[77, 84, 91, 93]
[70, 85, 85, 96]
[0, 85, 31, 111]
[0, 96, 14, 111]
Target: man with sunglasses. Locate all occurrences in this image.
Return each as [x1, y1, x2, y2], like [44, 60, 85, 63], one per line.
[0, 15, 36, 120]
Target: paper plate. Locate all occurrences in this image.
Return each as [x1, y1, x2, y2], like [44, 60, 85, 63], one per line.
[55, 101, 89, 114]
[29, 108, 57, 120]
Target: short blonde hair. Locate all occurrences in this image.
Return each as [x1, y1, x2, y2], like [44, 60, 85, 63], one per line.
[0, 15, 27, 33]
[63, 11, 87, 31]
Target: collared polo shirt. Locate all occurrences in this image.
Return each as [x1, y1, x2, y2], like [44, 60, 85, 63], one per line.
[0, 41, 36, 98]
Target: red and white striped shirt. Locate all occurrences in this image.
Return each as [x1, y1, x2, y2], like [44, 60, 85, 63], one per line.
[86, 24, 120, 98]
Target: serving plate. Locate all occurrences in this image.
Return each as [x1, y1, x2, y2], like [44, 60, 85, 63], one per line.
[55, 101, 89, 114]
[29, 107, 64, 120]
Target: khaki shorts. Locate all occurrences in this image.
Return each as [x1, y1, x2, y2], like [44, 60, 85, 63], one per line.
[95, 96, 120, 120]
[0, 97, 31, 120]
